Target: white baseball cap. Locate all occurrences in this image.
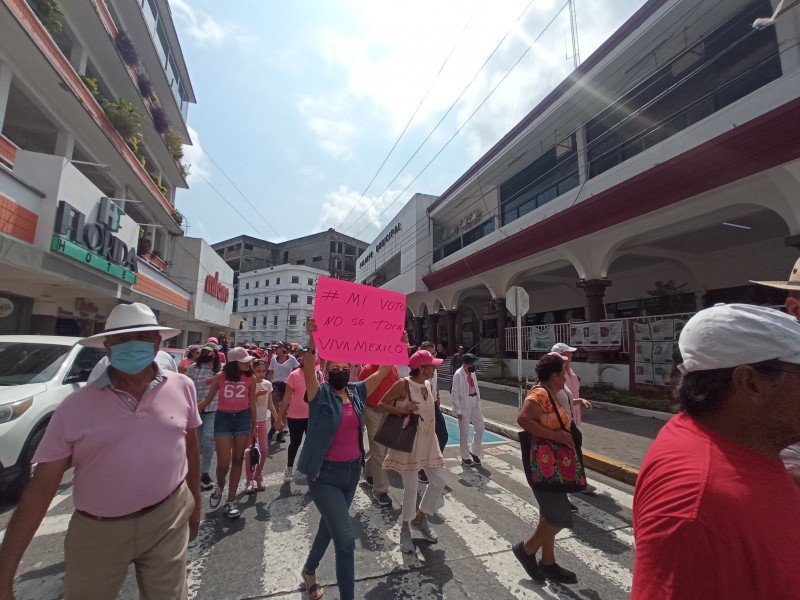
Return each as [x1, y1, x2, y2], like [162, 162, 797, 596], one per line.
[551, 342, 577, 353]
[677, 303, 800, 374]
[227, 347, 255, 363]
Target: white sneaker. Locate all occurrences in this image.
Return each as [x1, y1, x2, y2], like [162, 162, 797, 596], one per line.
[224, 502, 240, 519]
[411, 518, 438, 542]
[399, 526, 414, 553]
[284, 467, 294, 482]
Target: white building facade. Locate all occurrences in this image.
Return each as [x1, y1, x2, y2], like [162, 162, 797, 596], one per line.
[361, 0, 800, 367]
[0, 0, 232, 344]
[236, 264, 328, 346]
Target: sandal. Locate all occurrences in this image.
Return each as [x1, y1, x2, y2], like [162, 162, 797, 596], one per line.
[301, 569, 324, 599]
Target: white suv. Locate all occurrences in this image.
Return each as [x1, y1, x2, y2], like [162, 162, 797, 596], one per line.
[0, 336, 105, 498]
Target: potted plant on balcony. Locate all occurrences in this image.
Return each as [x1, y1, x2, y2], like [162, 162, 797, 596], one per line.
[137, 73, 154, 99]
[30, 0, 64, 35]
[150, 249, 167, 271]
[115, 31, 139, 67]
[137, 235, 152, 260]
[165, 130, 184, 160]
[151, 106, 170, 135]
[102, 99, 143, 140]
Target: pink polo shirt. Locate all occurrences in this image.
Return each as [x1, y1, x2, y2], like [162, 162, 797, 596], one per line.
[34, 369, 201, 518]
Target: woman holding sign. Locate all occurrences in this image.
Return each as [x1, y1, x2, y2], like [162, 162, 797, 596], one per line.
[297, 318, 393, 600]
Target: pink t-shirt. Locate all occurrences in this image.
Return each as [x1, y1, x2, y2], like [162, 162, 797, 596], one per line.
[324, 403, 361, 462]
[217, 374, 252, 412]
[34, 371, 201, 517]
[285, 368, 312, 420]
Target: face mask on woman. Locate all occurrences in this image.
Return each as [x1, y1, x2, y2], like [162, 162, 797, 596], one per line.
[110, 340, 155, 374]
[327, 370, 350, 390]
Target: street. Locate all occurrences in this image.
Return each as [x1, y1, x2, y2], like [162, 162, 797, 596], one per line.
[1, 426, 635, 600]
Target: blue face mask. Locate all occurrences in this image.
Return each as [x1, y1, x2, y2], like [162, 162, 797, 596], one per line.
[109, 340, 156, 374]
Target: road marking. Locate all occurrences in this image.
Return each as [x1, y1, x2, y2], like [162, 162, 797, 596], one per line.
[445, 454, 633, 591]
[0, 488, 74, 543]
[494, 444, 634, 510]
[478, 453, 635, 547]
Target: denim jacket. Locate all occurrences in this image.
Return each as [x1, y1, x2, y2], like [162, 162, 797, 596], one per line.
[297, 381, 367, 480]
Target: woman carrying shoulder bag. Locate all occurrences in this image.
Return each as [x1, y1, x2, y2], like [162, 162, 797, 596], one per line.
[513, 353, 580, 585]
[380, 350, 447, 554]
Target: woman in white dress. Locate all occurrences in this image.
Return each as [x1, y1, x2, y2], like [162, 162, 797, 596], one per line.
[379, 350, 447, 553]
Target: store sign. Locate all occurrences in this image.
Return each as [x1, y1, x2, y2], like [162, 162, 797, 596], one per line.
[204, 272, 230, 302]
[51, 198, 137, 284]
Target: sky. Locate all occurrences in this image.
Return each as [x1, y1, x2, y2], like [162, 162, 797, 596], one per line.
[169, 0, 649, 247]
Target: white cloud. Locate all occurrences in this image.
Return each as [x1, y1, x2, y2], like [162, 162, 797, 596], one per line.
[298, 95, 357, 160]
[317, 183, 409, 237]
[169, 0, 255, 48]
[182, 125, 211, 184]
[301, 0, 647, 161]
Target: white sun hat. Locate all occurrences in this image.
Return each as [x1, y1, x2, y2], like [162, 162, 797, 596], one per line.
[79, 303, 181, 348]
[551, 342, 578, 353]
[750, 257, 800, 291]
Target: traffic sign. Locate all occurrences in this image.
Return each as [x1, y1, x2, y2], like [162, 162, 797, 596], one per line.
[506, 286, 530, 316]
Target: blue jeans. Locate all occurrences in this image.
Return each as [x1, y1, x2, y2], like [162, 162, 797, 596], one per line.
[198, 412, 216, 474]
[305, 459, 361, 600]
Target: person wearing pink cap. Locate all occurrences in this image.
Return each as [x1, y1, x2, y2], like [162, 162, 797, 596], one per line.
[379, 350, 447, 554]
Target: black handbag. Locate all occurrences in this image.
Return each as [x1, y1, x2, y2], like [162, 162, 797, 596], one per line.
[374, 379, 422, 453]
[519, 386, 586, 493]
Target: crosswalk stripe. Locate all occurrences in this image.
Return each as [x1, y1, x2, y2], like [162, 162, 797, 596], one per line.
[477, 452, 635, 547]
[0, 488, 74, 543]
[442, 453, 633, 591]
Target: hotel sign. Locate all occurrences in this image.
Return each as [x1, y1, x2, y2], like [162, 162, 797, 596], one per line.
[51, 197, 138, 284]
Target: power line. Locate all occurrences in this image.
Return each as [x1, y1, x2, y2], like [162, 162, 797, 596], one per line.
[340, 0, 552, 235]
[334, 0, 484, 232]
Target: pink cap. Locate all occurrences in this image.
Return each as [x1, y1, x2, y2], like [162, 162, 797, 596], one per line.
[409, 349, 443, 369]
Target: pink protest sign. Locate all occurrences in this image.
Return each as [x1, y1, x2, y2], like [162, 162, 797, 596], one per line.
[313, 276, 407, 365]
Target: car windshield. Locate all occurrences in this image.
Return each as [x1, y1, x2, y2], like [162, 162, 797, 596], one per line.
[0, 343, 72, 386]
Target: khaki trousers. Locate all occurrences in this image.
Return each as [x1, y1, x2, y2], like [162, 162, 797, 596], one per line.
[64, 482, 194, 600]
[362, 405, 389, 495]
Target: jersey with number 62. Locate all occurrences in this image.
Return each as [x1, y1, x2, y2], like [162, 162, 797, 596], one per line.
[217, 375, 252, 412]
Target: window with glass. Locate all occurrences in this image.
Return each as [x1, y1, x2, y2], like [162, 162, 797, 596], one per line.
[289, 315, 297, 325]
[263, 316, 267, 326]
[273, 316, 278, 326]
[276, 278, 280, 284]
[290, 294, 298, 303]
[265, 279, 269, 286]
[500, 134, 579, 226]
[586, 0, 780, 179]
[307, 296, 313, 305]
[264, 297, 268, 305]
[307, 278, 313, 286]
[244, 299, 248, 307]
[245, 282, 250, 290]
[292, 276, 299, 284]
[254, 298, 258, 306]
[255, 281, 259, 288]
[274, 296, 279, 303]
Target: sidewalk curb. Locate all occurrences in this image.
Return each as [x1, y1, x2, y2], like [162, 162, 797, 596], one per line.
[440, 404, 640, 486]
[476, 381, 673, 422]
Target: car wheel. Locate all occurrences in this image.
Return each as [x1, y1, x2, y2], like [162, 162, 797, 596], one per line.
[5, 426, 47, 500]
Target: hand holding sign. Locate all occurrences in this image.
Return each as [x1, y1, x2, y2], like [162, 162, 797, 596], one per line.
[313, 276, 407, 365]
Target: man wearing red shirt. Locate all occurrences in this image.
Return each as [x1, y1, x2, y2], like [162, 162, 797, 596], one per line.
[360, 363, 399, 507]
[632, 304, 800, 599]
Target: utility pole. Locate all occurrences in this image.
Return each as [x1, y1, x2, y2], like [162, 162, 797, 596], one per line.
[568, 0, 581, 68]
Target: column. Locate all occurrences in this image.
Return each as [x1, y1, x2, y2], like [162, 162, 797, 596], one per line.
[446, 310, 458, 349]
[0, 61, 13, 132]
[69, 44, 89, 76]
[496, 298, 507, 355]
[427, 313, 440, 347]
[694, 290, 705, 311]
[414, 316, 424, 347]
[577, 279, 612, 322]
[55, 130, 75, 159]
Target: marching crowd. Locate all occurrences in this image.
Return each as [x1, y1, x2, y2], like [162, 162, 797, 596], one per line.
[0, 259, 800, 599]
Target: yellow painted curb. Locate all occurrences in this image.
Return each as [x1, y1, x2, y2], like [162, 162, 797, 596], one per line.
[582, 450, 640, 486]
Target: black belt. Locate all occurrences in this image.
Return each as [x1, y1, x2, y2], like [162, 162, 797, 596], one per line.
[76, 482, 184, 521]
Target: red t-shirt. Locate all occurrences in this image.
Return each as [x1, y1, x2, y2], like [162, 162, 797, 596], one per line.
[632, 413, 800, 599]
[359, 364, 399, 408]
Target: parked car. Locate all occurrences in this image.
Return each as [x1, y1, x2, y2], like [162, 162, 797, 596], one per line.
[0, 336, 105, 498]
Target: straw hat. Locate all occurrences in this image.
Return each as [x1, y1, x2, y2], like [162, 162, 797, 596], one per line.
[80, 303, 180, 348]
[750, 257, 800, 291]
